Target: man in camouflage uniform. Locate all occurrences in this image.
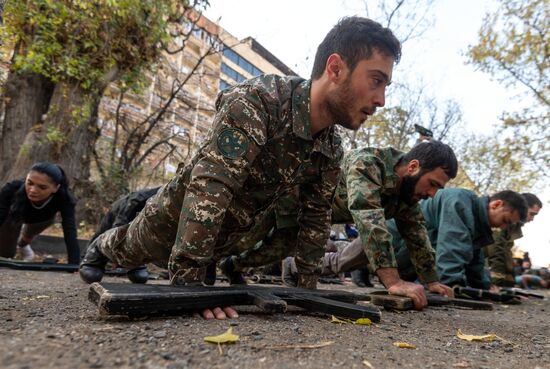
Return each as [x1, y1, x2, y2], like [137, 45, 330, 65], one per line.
[485, 193, 542, 287]
[226, 141, 458, 309]
[80, 16, 401, 319]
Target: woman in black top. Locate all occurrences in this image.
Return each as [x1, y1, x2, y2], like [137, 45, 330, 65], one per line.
[0, 162, 80, 264]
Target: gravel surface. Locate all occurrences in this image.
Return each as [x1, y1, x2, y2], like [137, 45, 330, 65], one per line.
[1, 268, 549, 369]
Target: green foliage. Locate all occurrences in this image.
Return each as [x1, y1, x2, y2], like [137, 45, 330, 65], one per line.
[1, 0, 207, 91]
[454, 131, 538, 194]
[466, 0, 549, 176]
[45, 126, 65, 143]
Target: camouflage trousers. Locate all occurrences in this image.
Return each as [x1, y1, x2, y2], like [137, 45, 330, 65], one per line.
[93, 179, 293, 278]
[490, 271, 515, 287]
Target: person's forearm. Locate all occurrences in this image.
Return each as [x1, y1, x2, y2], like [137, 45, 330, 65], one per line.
[376, 267, 402, 288]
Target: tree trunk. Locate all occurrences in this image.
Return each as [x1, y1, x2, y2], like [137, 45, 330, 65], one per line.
[8, 79, 101, 188]
[0, 70, 54, 180]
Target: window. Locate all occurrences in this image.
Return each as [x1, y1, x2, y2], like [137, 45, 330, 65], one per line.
[219, 79, 232, 91]
[221, 63, 247, 83]
[223, 46, 263, 76]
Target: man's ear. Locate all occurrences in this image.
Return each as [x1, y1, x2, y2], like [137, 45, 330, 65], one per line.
[407, 159, 421, 176]
[326, 53, 346, 82]
[489, 199, 503, 210]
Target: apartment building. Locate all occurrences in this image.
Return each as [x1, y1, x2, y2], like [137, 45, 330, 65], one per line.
[95, 11, 297, 185]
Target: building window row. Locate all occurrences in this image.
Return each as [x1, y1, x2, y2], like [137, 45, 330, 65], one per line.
[219, 79, 232, 91]
[223, 46, 263, 77]
[182, 21, 222, 52]
[221, 62, 247, 84]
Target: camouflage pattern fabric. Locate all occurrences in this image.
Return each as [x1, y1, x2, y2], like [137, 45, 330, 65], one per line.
[94, 75, 343, 283]
[485, 223, 523, 287]
[330, 147, 437, 282]
[235, 147, 438, 283]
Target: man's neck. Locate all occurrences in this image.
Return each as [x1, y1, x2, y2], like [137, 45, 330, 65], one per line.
[309, 78, 334, 136]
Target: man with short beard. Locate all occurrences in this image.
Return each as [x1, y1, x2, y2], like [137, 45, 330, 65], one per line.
[391, 189, 528, 290]
[224, 141, 458, 309]
[80, 16, 401, 319]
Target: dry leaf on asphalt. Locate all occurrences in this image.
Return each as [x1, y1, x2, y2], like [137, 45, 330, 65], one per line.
[392, 342, 417, 349]
[456, 329, 496, 342]
[204, 327, 239, 344]
[330, 315, 372, 325]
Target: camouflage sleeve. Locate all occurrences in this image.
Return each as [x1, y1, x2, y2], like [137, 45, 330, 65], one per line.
[168, 95, 266, 280]
[345, 158, 397, 272]
[295, 163, 341, 274]
[485, 230, 510, 270]
[394, 205, 438, 283]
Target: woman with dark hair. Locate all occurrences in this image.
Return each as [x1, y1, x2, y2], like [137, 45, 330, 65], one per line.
[0, 162, 80, 264]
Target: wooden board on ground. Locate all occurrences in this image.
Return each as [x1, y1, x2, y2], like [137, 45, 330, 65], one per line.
[368, 290, 493, 311]
[0, 257, 79, 272]
[89, 282, 382, 322]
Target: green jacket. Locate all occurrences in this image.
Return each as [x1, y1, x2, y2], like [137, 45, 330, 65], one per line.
[420, 188, 493, 288]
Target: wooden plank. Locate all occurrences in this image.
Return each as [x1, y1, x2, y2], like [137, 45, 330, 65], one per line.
[88, 282, 381, 321]
[367, 291, 493, 310]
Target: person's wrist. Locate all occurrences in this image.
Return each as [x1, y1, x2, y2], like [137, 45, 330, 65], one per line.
[376, 267, 401, 289]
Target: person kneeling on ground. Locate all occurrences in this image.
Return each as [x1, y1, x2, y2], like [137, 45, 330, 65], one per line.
[0, 162, 80, 264]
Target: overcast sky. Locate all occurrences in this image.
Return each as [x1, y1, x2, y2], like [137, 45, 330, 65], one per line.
[203, 0, 549, 267]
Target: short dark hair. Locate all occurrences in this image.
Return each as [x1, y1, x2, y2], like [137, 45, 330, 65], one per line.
[489, 190, 528, 222]
[311, 16, 401, 80]
[521, 193, 543, 209]
[400, 140, 458, 178]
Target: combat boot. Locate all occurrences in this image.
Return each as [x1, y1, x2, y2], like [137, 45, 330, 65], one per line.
[127, 265, 149, 284]
[203, 261, 217, 286]
[219, 256, 246, 285]
[79, 243, 109, 284]
[350, 267, 373, 287]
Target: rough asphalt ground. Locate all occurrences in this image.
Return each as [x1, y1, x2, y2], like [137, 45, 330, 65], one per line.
[1, 268, 549, 369]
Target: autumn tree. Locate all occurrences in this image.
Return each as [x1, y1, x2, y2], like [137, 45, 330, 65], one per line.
[0, 0, 208, 186]
[467, 0, 549, 176]
[93, 16, 222, 201]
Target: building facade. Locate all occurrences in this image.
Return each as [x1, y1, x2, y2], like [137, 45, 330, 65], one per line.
[94, 11, 296, 188]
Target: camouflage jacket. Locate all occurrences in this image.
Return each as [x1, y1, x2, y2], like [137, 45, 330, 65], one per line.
[331, 147, 438, 282]
[485, 223, 523, 285]
[168, 75, 343, 277]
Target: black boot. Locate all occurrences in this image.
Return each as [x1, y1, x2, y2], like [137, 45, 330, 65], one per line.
[127, 265, 149, 284]
[219, 256, 246, 285]
[203, 261, 217, 286]
[79, 243, 109, 284]
[350, 267, 373, 288]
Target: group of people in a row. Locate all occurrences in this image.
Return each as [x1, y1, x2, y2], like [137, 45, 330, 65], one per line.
[1, 17, 545, 320]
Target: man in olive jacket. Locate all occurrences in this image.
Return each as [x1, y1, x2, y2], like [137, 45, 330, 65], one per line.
[392, 189, 527, 289]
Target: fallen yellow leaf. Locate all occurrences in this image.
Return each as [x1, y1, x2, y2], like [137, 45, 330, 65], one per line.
[393, 342, 416, 349]
[456, 329, 496, 342]
[355, 318, 372, 326]
[331, 315, 351, 324]
[330, 315, 372, 325]
[204, 327, 239, 344]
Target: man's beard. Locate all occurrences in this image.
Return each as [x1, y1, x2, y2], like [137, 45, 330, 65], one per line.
[325, 78, 357, 130]
[399, 172, 423, 206]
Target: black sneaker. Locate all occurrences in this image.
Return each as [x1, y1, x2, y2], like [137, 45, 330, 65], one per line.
[219, 256, 246, 285]
[79, 242, 109, 284]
